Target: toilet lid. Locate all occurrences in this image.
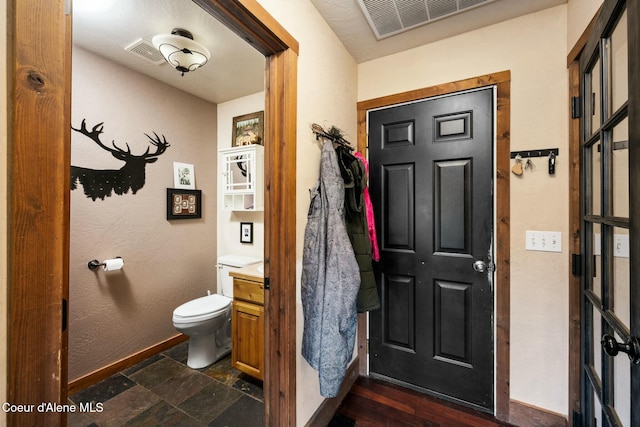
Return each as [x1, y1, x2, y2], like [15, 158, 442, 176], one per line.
[173, 294, 230, 321]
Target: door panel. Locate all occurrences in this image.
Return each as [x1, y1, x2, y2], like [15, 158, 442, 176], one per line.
[383, 274, 416, 351]
[383, 164, 415, 250]
[434, 280, 472, 366]
[434, 159, 471, 253]
[368, 88, 494, 411]
[578, 1, 638, 426]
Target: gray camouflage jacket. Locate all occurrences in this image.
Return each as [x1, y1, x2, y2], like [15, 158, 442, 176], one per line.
[301, 140, 360, 398]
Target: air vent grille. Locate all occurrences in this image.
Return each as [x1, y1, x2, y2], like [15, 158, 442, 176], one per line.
[357, 0, 496, 39]
[124, 39, 165, 65]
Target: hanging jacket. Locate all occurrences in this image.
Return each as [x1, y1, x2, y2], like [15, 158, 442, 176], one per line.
[301, 140, 360, 398]
[354, 152, 380, 262]
[336, 146, 380, 313]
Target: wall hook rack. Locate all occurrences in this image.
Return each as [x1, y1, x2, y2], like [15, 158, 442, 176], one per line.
[510, 148, 559, 159]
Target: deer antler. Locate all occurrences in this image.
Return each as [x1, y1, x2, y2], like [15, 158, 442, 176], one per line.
[72, 120, 170, 158]
[72, 119, 127, 155]
[143, 132, 170, 158]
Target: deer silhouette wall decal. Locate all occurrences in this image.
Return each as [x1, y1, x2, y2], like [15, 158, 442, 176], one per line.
[71, 119, 170, 201]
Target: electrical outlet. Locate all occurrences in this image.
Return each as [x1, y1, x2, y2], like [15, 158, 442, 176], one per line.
[526, 231, 562, 252]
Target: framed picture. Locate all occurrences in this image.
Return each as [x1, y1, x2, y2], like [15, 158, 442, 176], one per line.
[240, 222, 253, 243]
[232, 111, 264, 147]
[173, 162, 195, 189]
[167, 188, 202, 220]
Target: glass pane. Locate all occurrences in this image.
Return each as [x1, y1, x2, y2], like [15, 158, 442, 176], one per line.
[594, 385, 603, 427]
[610, 9, 628, 113]
[590, 141, 602, 215]
[589, 56, 602, 135]
[593, 305, 602, 376]
[225, 153, 252, 191]
[593, 224, 602, 298]
[613, 226, 630, 328]
[612, 118, 629, 217]
[614, 332, 631, 427]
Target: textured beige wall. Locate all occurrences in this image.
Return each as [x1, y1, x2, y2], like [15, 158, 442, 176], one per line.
[358, 5, 570, 415]
[216, 92, 265, 261]
[1, 0, 8, 422]
[69, 47, 218, 380]
[567, 0, 604, 52]
[254, 1, 359, 425]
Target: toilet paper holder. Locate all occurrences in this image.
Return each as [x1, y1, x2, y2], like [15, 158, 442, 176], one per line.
[88, 257, 123, 270]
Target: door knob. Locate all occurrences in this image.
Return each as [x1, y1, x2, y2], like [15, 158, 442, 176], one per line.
[601, 334, 640, 364]
[473, 260, 487, 273]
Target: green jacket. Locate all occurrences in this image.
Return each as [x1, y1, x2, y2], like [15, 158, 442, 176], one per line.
[336, 146, 380, 312]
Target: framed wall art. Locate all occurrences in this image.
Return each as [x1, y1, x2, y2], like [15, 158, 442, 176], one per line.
[167, 188, 202, 220]
[173, 162, 195, 189]
[232, 111, 264, 146]
[240, 222, 253, 243]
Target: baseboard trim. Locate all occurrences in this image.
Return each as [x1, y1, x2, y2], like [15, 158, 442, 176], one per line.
[509, 399, 568, 427]
[67, 334, 188, 396]
[304, 357, 360, 427]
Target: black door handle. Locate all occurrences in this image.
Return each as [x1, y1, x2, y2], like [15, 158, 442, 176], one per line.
[601, 334, 640, 364]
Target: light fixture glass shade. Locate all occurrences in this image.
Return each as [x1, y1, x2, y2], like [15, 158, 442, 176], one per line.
[152, 29, 210, 76]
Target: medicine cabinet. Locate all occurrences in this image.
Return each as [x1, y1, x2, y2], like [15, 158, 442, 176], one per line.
[219, 145, 264, 211]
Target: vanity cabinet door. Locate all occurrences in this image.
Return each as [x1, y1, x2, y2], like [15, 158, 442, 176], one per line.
[232, 299, 264, 380]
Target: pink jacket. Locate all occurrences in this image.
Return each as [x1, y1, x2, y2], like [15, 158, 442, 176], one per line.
[354, 152, 380, 261]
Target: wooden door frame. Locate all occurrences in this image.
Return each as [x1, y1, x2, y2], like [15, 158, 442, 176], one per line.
[8, 1, 299, 426]
[356, 71, 511, 421]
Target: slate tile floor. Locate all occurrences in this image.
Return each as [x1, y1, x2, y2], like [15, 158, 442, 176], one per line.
[68, 341, 264, 427]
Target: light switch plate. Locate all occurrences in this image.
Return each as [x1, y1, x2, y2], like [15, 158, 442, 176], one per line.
[526, 230, 562, 252]
[614, 234, 629, 258]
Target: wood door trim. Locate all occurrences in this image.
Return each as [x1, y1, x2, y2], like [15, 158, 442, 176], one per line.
[9, 1, 298, 426]
[356, 70, 511, 421]
[567, 59, 581, 427]
[194, 0, 298, 56]
[7, 1, 71, 426]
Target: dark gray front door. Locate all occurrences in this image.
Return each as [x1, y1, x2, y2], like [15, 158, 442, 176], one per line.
[368, 87, 495, 411]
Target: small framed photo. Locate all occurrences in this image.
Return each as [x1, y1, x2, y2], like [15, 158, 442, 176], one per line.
[232, 111, 264, 147]
[173, 162, 195, 189]
[240, 222, 253, 243]
[167, 188, 202, 220]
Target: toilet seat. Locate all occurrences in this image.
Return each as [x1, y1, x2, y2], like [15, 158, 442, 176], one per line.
[173, 294, 231, 324]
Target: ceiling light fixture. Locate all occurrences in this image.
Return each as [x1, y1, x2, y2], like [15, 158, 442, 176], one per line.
[152, 28, 210, 76]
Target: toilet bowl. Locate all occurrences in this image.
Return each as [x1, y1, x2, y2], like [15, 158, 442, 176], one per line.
[173, 255, 261, 369]
[173, 294, 232, 369]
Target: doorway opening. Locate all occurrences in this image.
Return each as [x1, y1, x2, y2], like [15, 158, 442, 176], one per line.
[7, 1, 298, 426]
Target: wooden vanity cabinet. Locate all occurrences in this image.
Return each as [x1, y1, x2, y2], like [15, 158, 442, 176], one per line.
[231, 277, 264, 380]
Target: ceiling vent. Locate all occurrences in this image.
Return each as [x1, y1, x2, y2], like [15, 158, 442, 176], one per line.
[124, 39, 166, 65]
[356, 0, 497, 40]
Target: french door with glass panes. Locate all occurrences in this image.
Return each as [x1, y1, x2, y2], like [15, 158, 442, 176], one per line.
[578, 1, 639, 426]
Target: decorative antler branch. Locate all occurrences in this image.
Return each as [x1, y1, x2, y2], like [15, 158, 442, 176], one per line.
[72, 119, 170, 158]
[71, 120, 120, 153]
[143, 132, 170, 158]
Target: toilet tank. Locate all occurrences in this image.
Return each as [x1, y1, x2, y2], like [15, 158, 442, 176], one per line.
[217, 255, 261, 298]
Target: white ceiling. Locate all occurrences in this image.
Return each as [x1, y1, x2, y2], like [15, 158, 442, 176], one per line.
[311, 0, 567, 63]
[72, 0, 266, 104]
[73, 0, 567, 104]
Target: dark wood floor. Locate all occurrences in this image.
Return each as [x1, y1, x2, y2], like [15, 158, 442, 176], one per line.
[334, 376, 515, 427]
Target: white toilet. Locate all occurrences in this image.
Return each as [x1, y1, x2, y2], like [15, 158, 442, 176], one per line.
[172, 255, 261, 369]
